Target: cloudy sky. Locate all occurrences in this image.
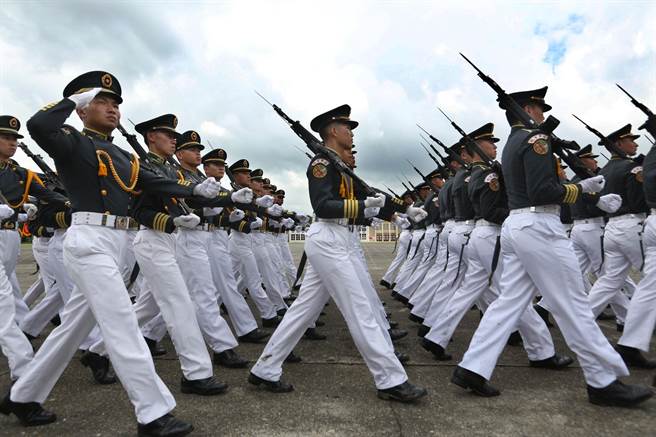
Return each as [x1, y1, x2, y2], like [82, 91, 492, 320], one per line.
[1, 0, 655, 212]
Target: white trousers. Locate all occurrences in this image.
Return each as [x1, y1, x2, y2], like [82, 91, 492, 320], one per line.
[7, 236, 28, 325]
[0, 229, 33, 380]
[11, 224, 176, 424]
[23, 275, 44, 307]
[423, 223, 474, 327]
[381, 229, 412, 284]
[176, 229, 238, 353]
[396, 227, 439, 299]
[392, 229, 426, 291]
[252, 232, 288, 310]
[265, 233, 291, 298]
[251, 222, 407, 389]
[229, 231, 277, 319]
[425, 225, 555, 361]
[459, 212, 628, 388]
[24, 238, 51, 306]
[276, 233, 297, 287]
[619, 215, 656, 351]
[208, 230, 258, 337]
[587, 217, 644, 317]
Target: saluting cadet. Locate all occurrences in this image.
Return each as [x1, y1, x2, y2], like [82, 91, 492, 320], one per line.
[585, 124, 656, 368]
[174, 130, 250, 369]
[0, 115, 37, 381]
[379, 190, 415, 289]
[249, 104, 428, 401]
[453, 87, 652, 407]
[201, 148, 270, 343]
[421, 123, 572, 369]
[1, 71, 224, 435]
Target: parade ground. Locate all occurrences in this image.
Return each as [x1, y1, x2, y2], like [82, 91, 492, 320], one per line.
[1, 242, 655, 436]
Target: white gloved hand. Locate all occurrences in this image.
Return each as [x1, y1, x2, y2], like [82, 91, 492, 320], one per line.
[267, 204, 283, 217]
[283, 218, 295, 228]
[229, 209, 245, 222]
[203, 207, 223, 216]
[68, 87, 103, 109]
[270, 219, 282, 229]
[393, 215, 411, 229]
[578, 175, 606, 194]
[231, 187, 253, 204]
[23, 203, 38, 220]
[17, 213, 28, 223]
[0, 204, 14, 220]
[596, 193, 622, 213]
[250, 217, 263, 230]
[193, 177, 222, 198]
[406, 205, 428, 223]
[296, 213, 309, 224]
[173, 213, 201, 229]
[364, 193, 386, 208]
[364, 206, 380, 218]
[370, 217, 384, 227]
[255, 195, 274, 208]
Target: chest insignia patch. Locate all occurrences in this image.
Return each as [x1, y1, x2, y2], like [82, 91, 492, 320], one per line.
[485, 172, 499, 191]
[312, 164, 327, 178]
[631, 165, 643, 183]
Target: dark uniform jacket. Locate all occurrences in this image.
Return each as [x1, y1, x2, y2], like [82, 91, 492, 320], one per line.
[423, 192, 441, 227]
[468, 162, 508, 225]
[438, 176, 455, 222]
[599, 156, 647, 217]
[643, 145, 656, 210]
[570, 172, 604, 220]
[452, 168, 475, 221]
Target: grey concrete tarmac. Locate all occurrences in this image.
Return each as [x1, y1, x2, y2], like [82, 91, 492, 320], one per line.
[1, 242, 655, 436]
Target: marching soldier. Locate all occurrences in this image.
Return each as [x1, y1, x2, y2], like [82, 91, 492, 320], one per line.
[380, 190, 415, 290]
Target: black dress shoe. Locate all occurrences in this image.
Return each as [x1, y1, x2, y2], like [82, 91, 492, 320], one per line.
[277, 308, 287, 318]
[407, 302, 414, 310]
[262, 316, 281, 328]
[292, 284, 301, 291]
[22, 331, 37, 341]
[597, 309, 615, 320]
[587, 380, 653, 407]
[303, 328, 327, 340]
[397, 295, 409, 305]
[388, 320, 399, 329]
[377, 381, 427, 402]
[50, 315, 61, 327]
[0, 393, 57, 427]
[180, 376, 228, 396]
[529, 354, 574, 369]
[379, 279, 392, 289]
[315, 320, 325, 327]
[238, 328, 270, 344]
[507, 331, 523, 346]
[615, 345, 656, 369]
[391, 291, 399, 298]
[417, 324, 430, 338]
[408, 313, 424, 324]
[395, 351, 410, 365]
[534, 304, 553, 327]
[285, 351, 302, 363]
[214, 349, 249, 368]
[137, 413, 193, 436]
[388, 328, 408, 342]
[80, 351, 117, 385]
[248, 372, 294, 393]
[451, 366, 500, 397]
[283, 296, 297, 305]
[616, 323, 624, 333]
[145, 337, 167, 357]
[420, 338, 452, 361]
[391, 283, 396, 289]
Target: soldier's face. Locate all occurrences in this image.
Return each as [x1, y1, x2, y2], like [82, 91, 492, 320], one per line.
[148, 130, 177, 157]
[581, 157, 598, 171]
[402, 195, 413, 205]
[233, 171, 250, 186]
[333, 122, 354, 148]
[203, 162, 225, 179]
[430, 176, 444, 188]
[79, 94, 120, 133]
[478, 140, 497, 160]
[177, 147, 202, 167]
[275, 196, 284, 205]
[419, 186, 430, 200]
[0, 134, 18, 160]
[251, 179, 264, 191]
[617, 138, 638, 156]
[524, 104, 545, 124]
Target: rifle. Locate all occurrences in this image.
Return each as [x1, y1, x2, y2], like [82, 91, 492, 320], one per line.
[256, 91, 379, 196]
[646, 134, 656, 146]
[416, 124, 469, 169]
[384, 184, 401, 198]
[17, 142, 66, 191]
[572, 114, 640, 163]
[616, 84, 656, 137]
[459, 53, 594, 179]
[436, 107, 496, 168]
[292, 143, 314, 160]
[397, 177, 416, 199]
[407, 160, 440, 193]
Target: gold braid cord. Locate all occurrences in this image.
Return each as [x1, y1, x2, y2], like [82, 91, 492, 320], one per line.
[6, 170, 39, 209]
[96, 150, 141, 194]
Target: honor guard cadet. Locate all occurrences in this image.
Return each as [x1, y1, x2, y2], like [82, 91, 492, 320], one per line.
[380, 190, 415, 290]
[454, 87, 652, 406]
[2, 71, 224, 435]
[0, 115, 38, 381]
[250, 104, 428, 402]
[586, 124, 656, 368]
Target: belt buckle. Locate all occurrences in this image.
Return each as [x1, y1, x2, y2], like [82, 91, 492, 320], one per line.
[114, 216, 128, 230]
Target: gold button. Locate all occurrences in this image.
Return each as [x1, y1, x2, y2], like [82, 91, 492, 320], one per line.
[101, 189, 108, 196]
[164, 206, 169, 211]
[104, 211, 110, 214]
[19, 180, 24, 185]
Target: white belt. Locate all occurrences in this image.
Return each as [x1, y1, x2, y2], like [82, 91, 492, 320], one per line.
[72, 212, 139, 230]
[608, 213, 646, 223]
[316, 218, 350, 227]
[573, 217, 605, 226]
[476, 219, 500, 227]
[651, 208, 656, 216]
[510, 205, 560, 215]
[455, 219, 476, 225]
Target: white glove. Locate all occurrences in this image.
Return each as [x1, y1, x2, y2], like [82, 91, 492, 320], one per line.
[173, 213, 201, 229]
[364, 206, 380, 218]
[283, 218, 295, 228]
[578, 175, 606, 194]
[17, 213, 28, 223]
[370, 217, 384, 227]
[203, 207, 223, 216]
[250, 217, 263, 230]
[68, 87, 103, 109]
[296, 213, 309, 224]
[193, 177, 222, 198]
[23, 203, 38, 220]
[433, 196, 440, 206]
[406, 205, 428, 223]
[270, 219, 282, 229]
[255, 195, 274, 208]
[596, 193, 622, 213]
[393, 215, 411, 229]
[0, 204, 14, 220]
[267, 204, 283, 217]
[229, 209, 245, 222]
[364, 193, 386, 208]
[231, 187, 253, 204]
